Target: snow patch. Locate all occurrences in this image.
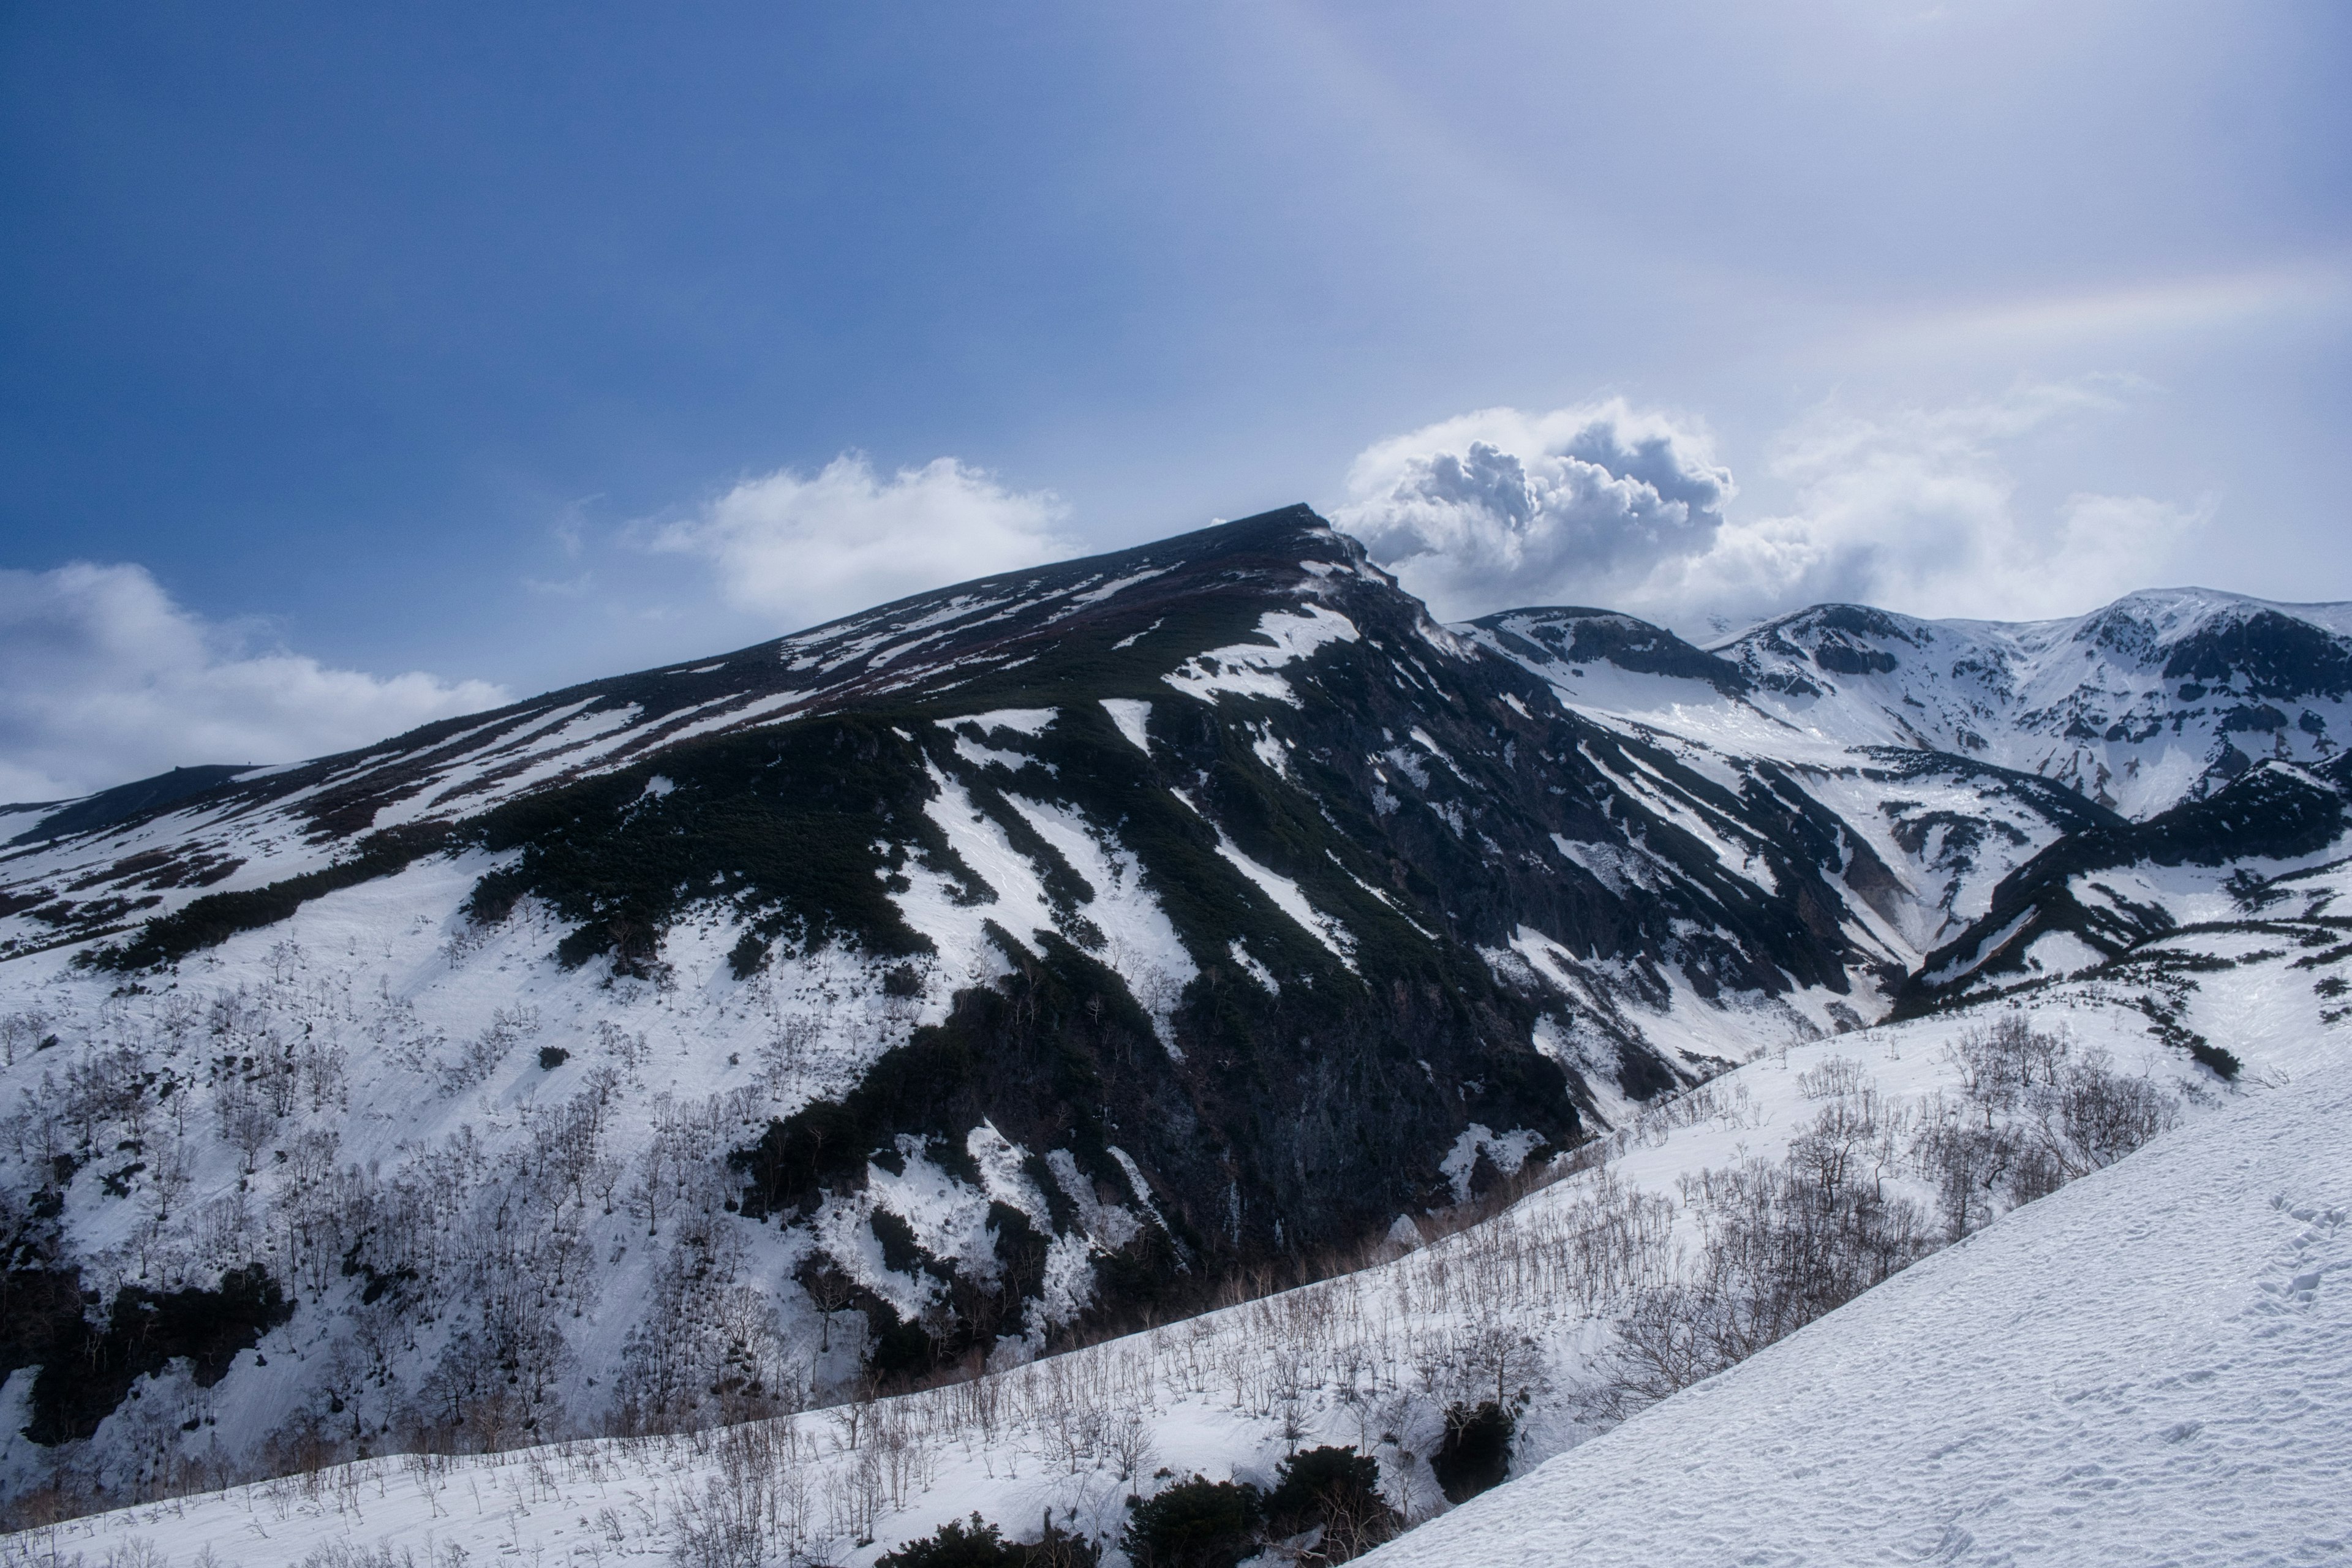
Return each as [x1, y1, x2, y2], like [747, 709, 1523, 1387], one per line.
[1100, 698, 1153, 755]
[1163, 605, 1361, 707]
[952, 707, 1058, 737]
[1227, 940, 1279, 995]
[1438, 1124, 1543, 1203]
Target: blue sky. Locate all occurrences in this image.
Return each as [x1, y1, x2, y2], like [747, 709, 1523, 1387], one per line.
[3, 2, 2348, 796]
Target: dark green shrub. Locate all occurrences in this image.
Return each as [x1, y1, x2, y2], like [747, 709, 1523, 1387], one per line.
[878, 1513, 1098, 1567]
[2188, 1038, 2242, 1080]
[1431, 1401, 1514, 1502]
[726, 929, 769, 979]
[537, 1045, 570, 1069]
[1121, 1477, 1264, 1568]
[1265, 1445, 1399, 1559]
[878, 1513, 1022, 1567]
[24, 1264, 293, 1444]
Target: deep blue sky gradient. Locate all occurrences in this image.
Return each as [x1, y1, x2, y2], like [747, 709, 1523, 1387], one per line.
[6, 1, 2348, 693]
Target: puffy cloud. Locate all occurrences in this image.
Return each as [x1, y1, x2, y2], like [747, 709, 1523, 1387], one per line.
[1338, 383, 2207, 633]
[0, 563, 507, 802]
[652, 453, 1076, 626]
[1334, 401, 1736, 621]
[1659, 384, 2207, 628]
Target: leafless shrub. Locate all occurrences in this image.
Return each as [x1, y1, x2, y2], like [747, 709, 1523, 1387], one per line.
[1920, 1020, 2179, 1237]
[1590, 1076, 1932, 1419]
[1795, 1056, 1869, 1101]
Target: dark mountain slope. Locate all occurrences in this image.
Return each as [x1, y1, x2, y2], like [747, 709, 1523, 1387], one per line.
[1897, 758, 2351, 1011]
[5, 765, 253, 846]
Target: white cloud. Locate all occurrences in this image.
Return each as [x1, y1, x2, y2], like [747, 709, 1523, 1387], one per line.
[652, 453, 1076, 627]
[1333, 400, 1736, 622]
[0, 563, 507, 802]
[1337, 383, 2208, 634]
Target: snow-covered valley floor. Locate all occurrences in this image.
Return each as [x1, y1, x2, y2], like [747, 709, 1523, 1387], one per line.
[7, 916, 2347, 1567]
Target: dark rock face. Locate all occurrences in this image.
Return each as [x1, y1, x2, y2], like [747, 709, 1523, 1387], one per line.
[1471, 608, 1751, 694]
[2162, 611, 2352, 700]
[1814, 644, 1901, 676]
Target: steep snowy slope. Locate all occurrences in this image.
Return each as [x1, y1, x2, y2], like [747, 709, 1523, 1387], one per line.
[1365, 1046, 2351, 1567]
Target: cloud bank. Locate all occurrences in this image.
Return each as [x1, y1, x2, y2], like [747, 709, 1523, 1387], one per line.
[654, 453, 1076, 627]
[0, 563, 507, 803]
[1336, 385, 2206, 635]
[1335, 401, 1737, 623]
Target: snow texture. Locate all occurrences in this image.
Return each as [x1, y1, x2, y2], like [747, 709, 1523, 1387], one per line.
[1368, 1060, 2352, 1568]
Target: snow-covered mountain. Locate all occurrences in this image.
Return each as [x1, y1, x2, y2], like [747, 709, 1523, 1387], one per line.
[1, 505, 2346, 1542]
[1469, 590, 2352, 1000]
[1716, 590, 2352, 817]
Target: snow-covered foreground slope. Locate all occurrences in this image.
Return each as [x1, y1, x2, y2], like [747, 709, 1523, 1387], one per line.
[13, 896, 2341, 1566]
[1366, 1049, 2351, 1567]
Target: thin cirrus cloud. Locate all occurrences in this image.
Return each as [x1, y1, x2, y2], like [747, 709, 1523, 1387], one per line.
[650, 453, 1078, 628]
[1334, 382, 2211, 636]
[0, 562, 508, 803]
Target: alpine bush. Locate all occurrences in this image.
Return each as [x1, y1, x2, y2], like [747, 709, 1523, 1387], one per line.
[1121, 1477, 1264, 1568]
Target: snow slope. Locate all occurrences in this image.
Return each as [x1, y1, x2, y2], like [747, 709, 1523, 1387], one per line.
[1365, 1052, 2351, 1567]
